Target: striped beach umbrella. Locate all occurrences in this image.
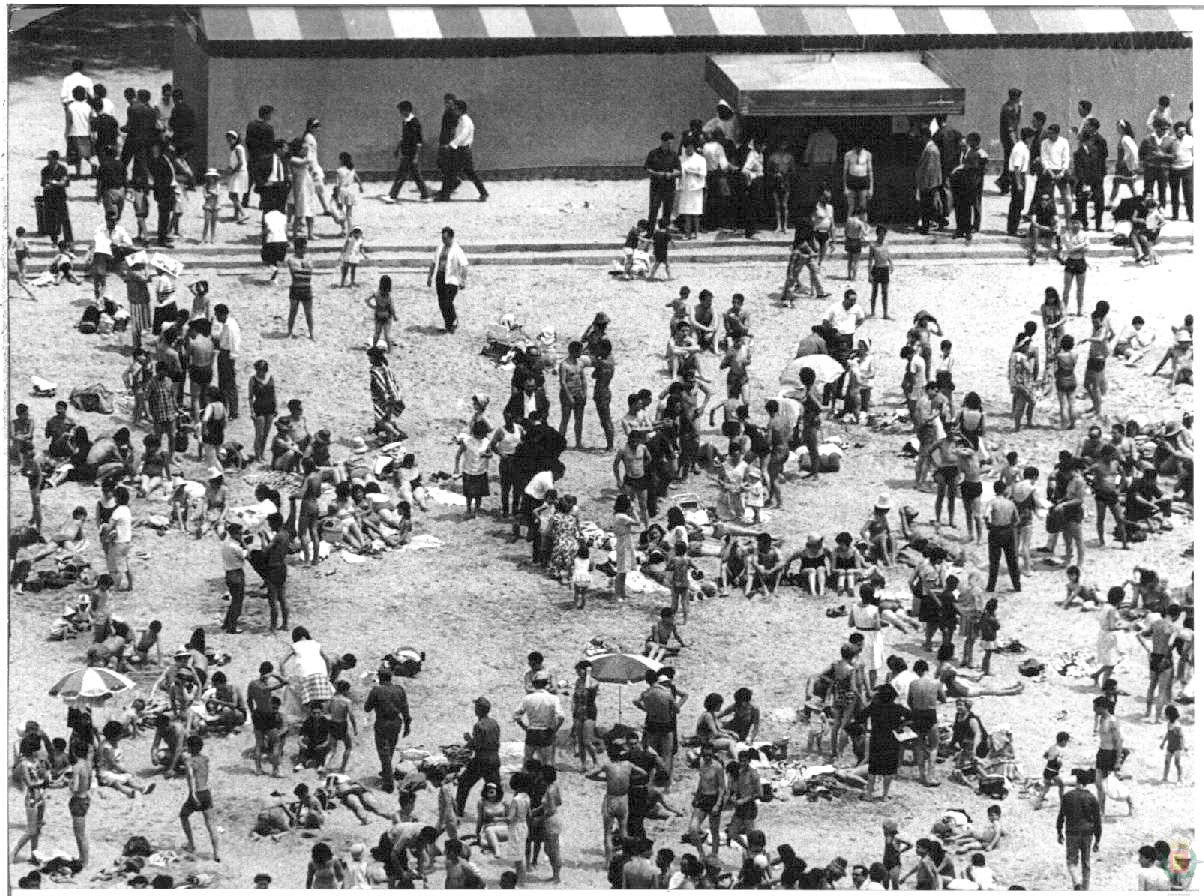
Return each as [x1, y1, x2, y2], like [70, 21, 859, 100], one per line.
[49, 667, 136, 701]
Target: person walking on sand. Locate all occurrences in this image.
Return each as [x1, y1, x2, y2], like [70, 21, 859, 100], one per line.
[387, 100, 431, 203]
[427, 226, 469, 333]
[1057, 769, 1101, 890]
[180, 736, 219, 861]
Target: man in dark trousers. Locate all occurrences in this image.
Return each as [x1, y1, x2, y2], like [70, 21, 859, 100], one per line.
[1026, 110, 1048, 214]
[454, 697, 501, 815]
[120, 89, 159, 184]
[996, 87, 1023, 192]
[245, 105, 276, 194]
[442, 99, 488, 202]
[1073, 118, 1108, 231]
[40, 149, 73, 245]
[646, 131, 680, 231]
[386, 100, 430, 202]
[984, 480, 1022, 593]
[167, 87, 197, 188]
[1056, 769, 1102, 891]
[435, 93, 459, 198]
[933, 115, 963, 225]
[148, 141, 176, 248]
[364, 669, 411, 792]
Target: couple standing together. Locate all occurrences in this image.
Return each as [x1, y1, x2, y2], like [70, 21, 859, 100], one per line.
[387, 93, 489, 204]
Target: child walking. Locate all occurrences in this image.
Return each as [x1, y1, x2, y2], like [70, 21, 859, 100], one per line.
[327, 680, 357, 772]
[867, 224, 893, 319]
[571, 542, 593, 610]
[12, 227, 30, 285]
[1161, 705, 1185, 783]
[365, 274, 396, 350]
[978, 598, 1000, 675]
[334, 153, 364, 238]
[201, 169, 221, 244]
[646, 222, 673, 281]
[340, 227, 366, 287]
[844, 210, 869, 281]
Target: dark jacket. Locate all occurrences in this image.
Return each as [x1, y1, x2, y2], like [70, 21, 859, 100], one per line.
[438, 108, 459, 146]
[124, 101, 160, 145]
[934, 125, 964, 178]
[503, 388, 550, 425]
[168, 102, 197, 149]
[245, 118, 276, 161]
[150, 156, 176, 203]
[398, 117, 424, 158]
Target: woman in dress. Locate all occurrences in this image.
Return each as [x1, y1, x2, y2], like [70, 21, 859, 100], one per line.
[678, 141, 706, 240]
[857, 684, 910, 801]
[198, 386, 227, 467]
[287, 137, 315, 241]
[612, 494, 639, 603]
[546, 496, 581, 585]
[849, 584, 886, 688]
[302, 118, 338, 220]
[281, 626, 334, 708]
[248, 359, 276, 463]
[1092, 586, 1127, 688]
[454, 418, 494, 519]
[1108, 119, 1140, 206]
[506, 773, 531, 881]
[368, 348, 405, 442]
[224, 130, 249, 224]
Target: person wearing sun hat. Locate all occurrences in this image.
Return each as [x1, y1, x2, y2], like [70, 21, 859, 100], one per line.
[861, 493, 895, 567]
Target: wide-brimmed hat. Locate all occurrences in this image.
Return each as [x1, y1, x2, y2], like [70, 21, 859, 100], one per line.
[806, 532, 823, 546]
[350, 436, 369, 455]
[874, 493, 892, 511]
[315, 428, 332, 443]
[1164, 419, 1182, 436]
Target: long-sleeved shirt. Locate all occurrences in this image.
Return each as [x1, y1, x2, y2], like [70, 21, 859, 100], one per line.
[514, 689, 564, 730]
[364, 683, 412, 726]
[803, 128, 837, 166]
[215, 316, 242, 356]
[397, 115, 423, 157]
[1057, 788, 1102, 839]
[1040, 136, 1071, 173]
[448, 113, 474, 149]
[701, 140, 729, 173]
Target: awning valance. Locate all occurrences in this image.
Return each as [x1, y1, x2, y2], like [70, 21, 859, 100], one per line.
[705, 52, 965, 117]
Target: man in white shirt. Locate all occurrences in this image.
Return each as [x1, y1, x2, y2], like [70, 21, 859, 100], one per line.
[739, 137, 765, 238]
[513, 670, 564, 765]
[1007, 126, 1033, 235]
[106, 486, 134, 591]
[90, 213, 132, 301]
[1147, 95, 1173, 133]
[60, 59, 93, 139]
[700, 131, 730, 229]
[1169, 120, 1194, 221]
[213, 303, 242, 418]
[262, 208, 289, 281]
[803, 123, 838, 167]
[1040, 123, 1073, 221]
[426, 226, 469, 332]
[1114, 315, 1157, 365]
[65, 86, 94, 177]
[1136, 845, 1171, 890]
[438, 99, 487, 202]
[825, 289, 866, 364]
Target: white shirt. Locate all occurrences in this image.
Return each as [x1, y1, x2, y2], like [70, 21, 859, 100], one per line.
[967, 867, 996, 890]
[291, 639, 326, 679]
[60, 71, 93, 104]
[66, 100, 92, 137]
[449, 113, 475, 149]
[1172, 133, 1194, 169]
[92, 224, 131, 256]
[111, 505, 133, 544]
[525, 469, 555, 500]
[1040, 136, 1071, 173]
[890, 669, 917, 707]
[1119, 135, 1139, 170]
[701, 140, 729, 173]
[680, 152, 707, 192]
[264, 210, 288, 244]
[432, 242, 469, 286]
[98, 97, 116, 117]
[216, 315, 242, 356]
[826, 301, 866, 336]
[741, 147, 764, 180]
[1136, 866, 1171, 890]
[1008, 140, 1030, 173]
[804, 128, 838, 166]
[1148, 106, 1173, 132]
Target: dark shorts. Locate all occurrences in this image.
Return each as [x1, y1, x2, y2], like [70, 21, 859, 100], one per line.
[845, 241, 863, 256]
[691, 792, 720, 814]
[624, 474, 648, 491]
[68, 793, 91, 818]
[935, 465, 959, 486]
[289, 287, 314, 307]
[870, 267, 890, 285]
[1094, 749, 1117, 772]
[1065, 832, 1094, 865]
[960, 480, 984, 501]
[181, 789, 214, 816]
[1043, 767, 1062, 783]
[261, 242, 287, 266]
[1149, 653, 1173, 676]
[846, 175, 871, 191]
[1064, 257, 1088, 275]
[911, 709, 938, 735]
[329, 720, 349, 741]
[1095, 486, 1119, 507]
[1086, 357, 1106, 373]
[525, 728, 555, 748]
[252, 710, 275, 732]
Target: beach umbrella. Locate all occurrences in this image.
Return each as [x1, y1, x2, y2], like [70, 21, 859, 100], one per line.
[779, 354, 846, 388]
[588, 653, 663, 723]
[49, 667, 135, 702]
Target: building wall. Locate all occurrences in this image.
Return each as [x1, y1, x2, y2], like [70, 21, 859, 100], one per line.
[193, 45, 1191, 174]
[172, 20, 209, 165]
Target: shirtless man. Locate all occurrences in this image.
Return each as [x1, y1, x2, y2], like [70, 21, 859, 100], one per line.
[843, 141, 874, 215]
[588, 742, 647, 863]
[687, 742, 727, 857]
[68, 741, 93, 866]
[1136, 605, 1182, 723]
[180, 736, 220, 861]
[1093, 702, 1123, 816]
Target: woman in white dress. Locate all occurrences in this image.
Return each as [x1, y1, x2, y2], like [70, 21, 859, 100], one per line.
[1092, 586, 1126, 688]
[679, 141, 707, 240]
[224, 130, 249, 224]
[850, 585, 886, 686]
[287, 137, 315, 241]
[302, 118, 338, 220]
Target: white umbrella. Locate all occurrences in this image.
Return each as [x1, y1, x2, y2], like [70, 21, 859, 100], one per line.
[779, 354, 846, 387]
[587, 653, 662, 723]
[49, 667, 135, 702]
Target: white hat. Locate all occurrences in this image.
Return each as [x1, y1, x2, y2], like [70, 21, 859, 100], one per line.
[350, 436, 369, 455]
[874, 493, 892, 511]
[206, 465, 224, 480]
[203, 168, 220, 178]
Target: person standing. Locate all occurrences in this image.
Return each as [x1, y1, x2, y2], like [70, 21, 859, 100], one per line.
[67, 741, 92, 867]
[1140, 120, 1175, 208]
[439, 99, 488, 202]
[915, 136, 943, 234]
[167, 88, 197, 188]
[149, 141, 176, 248]
[220, 523, 248, 634]
[40, 149, 73, 246]
[645, 131, 680, 230]
[60, 59, 93, 143]
[997, 88, 1024, 192]
[984, 480, 1021, 593]
[455, 697, 501, 815]
[513, 670, 564, 766]
[1056, 769, 1101, 890]
[426, 226, 469, 333]
[364, 669, 412, 792]
[1073, 119, 1108, 231]
[1040, 124, 1073, 222]
[435, 93, 460, 197]
[1006, 127, 1033, 236]
[1169, 120, 1194, 222]
[933, 115, 963, 223]
[557, 340, 592, 449]
[121, 89, 160, 184]
[843, 139, 874, 217]
[286, 239, 315, 340]
[245, 104, 276, 194]
[263, 512, 289, 630]
[179, 736, 220, 861]
[212, 304, 241, 419]
[387, 100, 431, 202]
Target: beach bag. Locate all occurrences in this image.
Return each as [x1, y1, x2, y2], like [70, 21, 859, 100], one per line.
[123, 836, 153, 858]
[78, 305, 101, 334]
[1018, 658, 1045, 677]
[69, 383, 115, 415]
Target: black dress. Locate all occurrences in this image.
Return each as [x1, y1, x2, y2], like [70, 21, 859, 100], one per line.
[862, 700, 910, 775]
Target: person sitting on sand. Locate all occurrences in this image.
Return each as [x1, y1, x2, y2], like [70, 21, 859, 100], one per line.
[935, 644, 1024, 698]
[97, 721, 156, 798]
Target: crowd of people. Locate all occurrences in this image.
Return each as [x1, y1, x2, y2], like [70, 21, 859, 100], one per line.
[4, 58, 1196, 891]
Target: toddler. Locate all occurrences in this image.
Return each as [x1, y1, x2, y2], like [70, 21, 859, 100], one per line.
[12, 227, 30, 284]
[364, 274, 396, 349]
[621, 220, 645, 280]
[1160, 705, 1185, 783]
[978, 598, 1000, 675]
[743, 466, 766, 524]
[201, 169, 221, 243]
[844, 210, 869, 281]
[645, 606, 686, 662]
[571, 542, 593, 610]
[646, 222, 672, 281]
[666, 540, 692, 622]
[334, 153, 364, 237]
[340, 227, 367, 287]
[129, 178, 150, 244]
[51, 240, 81, 284]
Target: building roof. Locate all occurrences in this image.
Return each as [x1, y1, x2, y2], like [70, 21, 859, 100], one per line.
[196, 6, 1195, 43]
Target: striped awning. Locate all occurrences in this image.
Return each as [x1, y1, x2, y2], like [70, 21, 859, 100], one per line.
[197, 6, 1196, 43]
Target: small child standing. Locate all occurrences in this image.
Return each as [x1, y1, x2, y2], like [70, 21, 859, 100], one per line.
[666, 540, 692, 623]
[170, 179, 186, 239]
[881, 820, 913, 890]
[934, 340, 955, 405]
[327, 680, 357, 773]
[130, 178, 150, 244]
[364, 274, 396, 350]
[1160, 705, 1185, 783]
[743, 466, 766, 524]
[334, 153, 363, 238]
[340, 227, 367, 288]
[844, 210, 869, 281]
[647, 222, 673, 281]
[12, 227, 30, 284]
[645, 606, 687, 662]
[533, 489, 558, 568]
[201, 169, 221, 243]
[978, 598, 1000, 675]
[1032, 730, 1070, 809]
[51, 241, 81, 284]
[867, 225, 893, 319]
[571, 542, 593, 610]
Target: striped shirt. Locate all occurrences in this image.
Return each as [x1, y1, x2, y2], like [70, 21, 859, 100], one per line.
[146, 376, 178, 425]
[288, 257, 314, 293]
